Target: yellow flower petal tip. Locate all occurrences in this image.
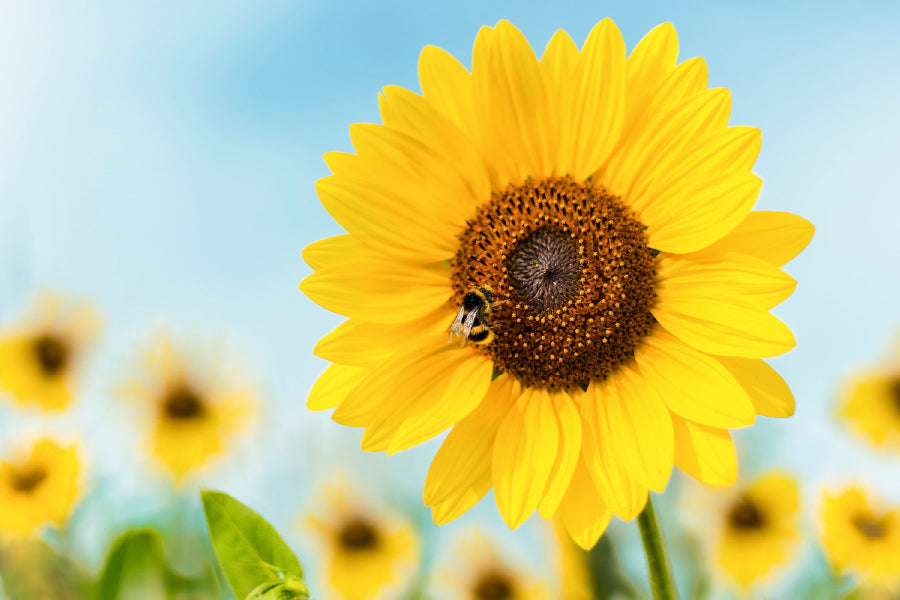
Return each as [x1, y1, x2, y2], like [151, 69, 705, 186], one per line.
[300, 19, 811, 546]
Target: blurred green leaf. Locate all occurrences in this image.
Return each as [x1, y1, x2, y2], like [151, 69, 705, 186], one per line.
[586, 535, 644, 600]
[0, 538, 91, 600]
[245, 577, 310, 600]
[201, 489, 305, 600]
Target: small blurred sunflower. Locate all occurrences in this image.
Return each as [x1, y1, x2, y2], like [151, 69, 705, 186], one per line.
[553, 521, 592, 600]
[820, 486, 900, 589]
[305, 479, 418, 600]
[0, 292, 100, 411]
[0, 438, 81, 536]
[838, 342, 900, 450]
[117, 333, 255, 480]
[432, 530, 551, 600]
[301, 19, 812, 547]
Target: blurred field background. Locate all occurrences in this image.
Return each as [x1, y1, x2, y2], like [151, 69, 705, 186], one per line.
[1, 1, 899, 598]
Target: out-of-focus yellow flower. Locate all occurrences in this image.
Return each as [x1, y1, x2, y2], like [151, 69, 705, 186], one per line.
[305, 479, 418, 600]
[820, 486, 900, 589]
[432, 530, 552, 600]
[0, 292, 100, 411]
[686, 471, 800, 589]
[839, 345, 900, 450]
[300, 18, 813, 548]
[117, 333, 255, 480]
[553, 520, 592, 600]
[0, 438, 81, 536]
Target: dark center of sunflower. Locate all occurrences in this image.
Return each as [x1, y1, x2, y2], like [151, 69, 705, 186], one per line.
[473, 570, 514, 600]
[163, 386, 205, 420]
[451, 177, 656, 390]
[10, 466, 48, 493]
[728, 497, 765, 531]
[852, 514, 888, 540]
[338, 517, 379, 551]
[890, 378, 900, 415]
[33, 334, 68, 376]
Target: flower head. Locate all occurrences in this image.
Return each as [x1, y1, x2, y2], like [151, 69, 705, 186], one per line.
[820, 486, 900, 589]
[305, 479, 418, 600]
[0, 438, 81, 536]
[0, 292, 100, 411]
[117, 333, 255, 480]
[301, 19, 813, 548]
[838, 341, 900, 450]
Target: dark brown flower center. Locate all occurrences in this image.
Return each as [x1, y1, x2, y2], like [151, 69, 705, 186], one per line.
[473, 570, 514, 600]
[891, 378, 900, 416]
[163, 386, 206, 420]
[338, 517, 379, 551]
[33, 334, 68, 377]
[728, 497, 765, 531]
[451, 177, 656, 390]
[852, 514, 888, 540]
[10, 466, 48, 493]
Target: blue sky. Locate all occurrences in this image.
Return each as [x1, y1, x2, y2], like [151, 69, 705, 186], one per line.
[1, 0, 899, 594]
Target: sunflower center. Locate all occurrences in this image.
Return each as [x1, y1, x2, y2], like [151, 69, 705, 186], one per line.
[891, 378, 900, 415]
[852, 514, 888, 540]
[473, 571, 514, 600]
[10, 466, 48, 493]
[338, 518, 379, 551]
[33, 334, 68, 376]
[728, 497, 765, 531]
[451, 177, 656, 390]
[163, 386, 206, 420]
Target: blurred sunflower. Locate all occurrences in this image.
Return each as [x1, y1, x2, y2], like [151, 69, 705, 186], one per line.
[838, 343, 900, 450]
[553, 521, 592, 600]
[305, 479, 418, 600]
[117, 333, 255, 480]
[301, 19, 812, 547]
[0, 292, 100, 411]
[0, 438, 81, 536]
[432, 530, 551, 600]
[820, 486, 900, 589]
[705, 472, 801, 588]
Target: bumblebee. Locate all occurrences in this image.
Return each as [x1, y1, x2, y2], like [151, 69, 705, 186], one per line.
[449, 286, 496, 346]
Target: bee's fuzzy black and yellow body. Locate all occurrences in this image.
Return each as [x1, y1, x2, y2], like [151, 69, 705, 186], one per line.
[449, 286, 496, 346]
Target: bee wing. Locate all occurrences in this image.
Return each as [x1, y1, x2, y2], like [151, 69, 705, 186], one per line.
[462, 308, 480, 341]
[448, 306, 467, 343]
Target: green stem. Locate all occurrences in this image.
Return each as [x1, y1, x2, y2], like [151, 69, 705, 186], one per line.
[637, 495, 678, 600]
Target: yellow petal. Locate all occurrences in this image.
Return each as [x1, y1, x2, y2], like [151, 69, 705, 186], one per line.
[302, 235, 366, 271]
[299, 259, 449, 324]
[718, 356, 795, 418]
[538, 390, 582, 518]
[432, 478, 492, 526]
[424, 375, 520, 506]
[541, 29, 579, 89]
[580, 381, 649, 520]
[307, 363, 368, 411]
[493, 386, 559, 528]
[692, 211, 815, 266]
[635, 330, 755, 428]
[557, 456, 613, 550]
[670, 414, 737, 485]
[656, 252, 797, 311]
[418, 45, 477, 136]
[560, 18, 625, 179]
[604, 363, 674, 491]
[313, 320, 402, 367]
[622, 22, 679, 136]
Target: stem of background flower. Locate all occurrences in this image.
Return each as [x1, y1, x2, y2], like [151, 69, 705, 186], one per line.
[637, 495, 679, 600]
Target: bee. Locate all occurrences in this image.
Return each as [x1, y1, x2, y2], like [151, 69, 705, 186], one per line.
[449, 285, 496, 346]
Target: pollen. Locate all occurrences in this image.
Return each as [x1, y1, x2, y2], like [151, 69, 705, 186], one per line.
[451, 177, 656, 390]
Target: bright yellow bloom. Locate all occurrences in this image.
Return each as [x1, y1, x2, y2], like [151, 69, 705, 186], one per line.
[838, 342, 900, 450]
[432, 530, 552, 600]
[117, 333, 255, 480]
[305, 479, 418, 600]
[820, 486, 900, 589]
[300, 19, 813, 548]
[0, 292, 100, 411]
[553, 521, 592, 600]
[0, 438, 81, 536]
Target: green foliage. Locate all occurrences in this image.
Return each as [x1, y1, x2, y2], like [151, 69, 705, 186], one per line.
[586, 535, 644, 600]
[201, 489, 308, 600]
[0, 538, 91, 600]
[93, 527, 218, 600]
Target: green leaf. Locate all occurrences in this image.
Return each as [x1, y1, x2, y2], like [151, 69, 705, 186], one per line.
[0, 538, 91, 600]
[94, 528, 168, 600]
[201, 489, 305, 600]
[245, 577, 310, 600]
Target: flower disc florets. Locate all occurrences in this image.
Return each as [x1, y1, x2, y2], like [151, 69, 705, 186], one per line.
[451, 177, 656, 390]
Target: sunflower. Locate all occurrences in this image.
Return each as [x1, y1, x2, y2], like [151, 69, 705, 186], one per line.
[820, 486, 900, 589]
[300, 19, 813, 548]
[553, 521, 592, 600]
[838, 342, 900, 451]
[305, 479, 418, 600]
[116, 333, 255, 480]
[0, 292, 100, 411]
[0, 438, 81, 536]
[431, 530, 551, 600]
